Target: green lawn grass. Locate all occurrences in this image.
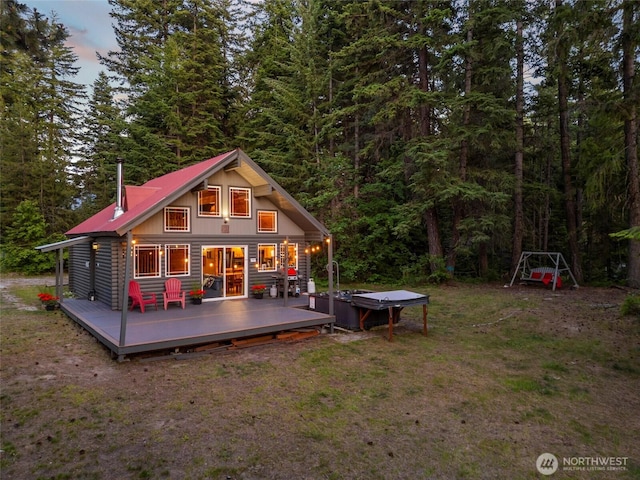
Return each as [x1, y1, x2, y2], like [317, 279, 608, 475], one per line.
[1, 280, 639, 479]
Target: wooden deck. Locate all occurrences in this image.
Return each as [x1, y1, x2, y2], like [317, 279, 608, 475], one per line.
[60, 295, 334, 360]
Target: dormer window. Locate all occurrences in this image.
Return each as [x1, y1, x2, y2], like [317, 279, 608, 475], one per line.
[198, 187, 221, 217]
[230, 187, 251, 218]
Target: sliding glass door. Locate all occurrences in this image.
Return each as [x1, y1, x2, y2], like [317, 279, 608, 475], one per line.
[201, 246, 247, 300]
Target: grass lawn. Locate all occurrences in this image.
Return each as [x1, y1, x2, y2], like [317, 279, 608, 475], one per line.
[1, 279, 639, 479]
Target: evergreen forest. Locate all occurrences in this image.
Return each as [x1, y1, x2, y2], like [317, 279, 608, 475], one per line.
[1, 0, 638, 286]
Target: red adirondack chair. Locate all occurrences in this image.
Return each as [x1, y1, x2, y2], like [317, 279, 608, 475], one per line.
[163, 278, 186, 310]
[129, 280, 157, 313]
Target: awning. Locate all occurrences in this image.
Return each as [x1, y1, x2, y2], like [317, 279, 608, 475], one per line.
[35, 236, 92, 252]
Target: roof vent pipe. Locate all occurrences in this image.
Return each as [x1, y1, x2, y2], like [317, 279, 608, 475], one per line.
[113, 157, 124, 219]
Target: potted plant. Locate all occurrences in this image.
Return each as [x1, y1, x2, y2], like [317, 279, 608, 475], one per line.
[251, 284, 267, 299]
[189, 284, 205, 305]
[37, 292, 59, 311]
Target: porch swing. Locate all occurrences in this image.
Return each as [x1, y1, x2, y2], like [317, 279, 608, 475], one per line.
[509, 251, 579, 291]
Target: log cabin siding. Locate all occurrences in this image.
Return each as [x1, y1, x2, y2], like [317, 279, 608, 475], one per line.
[69, 243, 91, 299]
[125, 234, 310, 303]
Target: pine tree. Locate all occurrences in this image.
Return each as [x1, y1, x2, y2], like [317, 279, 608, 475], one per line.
[78, 72, 125, 216]
[102, 0, 240, 183]
[621, 0, 639, 287]
[0, 3, 84, 237]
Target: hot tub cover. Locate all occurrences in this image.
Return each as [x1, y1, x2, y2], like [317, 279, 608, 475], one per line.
[350, 290, 429, 310]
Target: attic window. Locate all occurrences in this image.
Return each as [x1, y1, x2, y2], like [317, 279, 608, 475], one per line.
[230, 187, 251, 218]
[164, 207, 190, 232]
[198, 187, 221, 217]
[258, 211, 277, 233]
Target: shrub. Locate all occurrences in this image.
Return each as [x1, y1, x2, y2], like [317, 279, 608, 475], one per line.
[621, 294, 640, 317]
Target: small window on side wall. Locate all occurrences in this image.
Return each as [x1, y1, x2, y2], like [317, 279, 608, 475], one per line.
[258, 211, 277, 233]
[164, 207, 190, 232]
[198, 187, 221, 217]
[280, 243, 298, 270]
[134, 244, 161, 279]
[230, 187, 251, 218]
[166, 244, 190, 276]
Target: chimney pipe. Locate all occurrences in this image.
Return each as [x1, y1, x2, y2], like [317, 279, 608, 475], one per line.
[113, 157, 124, 219]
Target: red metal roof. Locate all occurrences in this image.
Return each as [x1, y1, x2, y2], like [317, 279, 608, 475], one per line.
[67, 150, 234, 236]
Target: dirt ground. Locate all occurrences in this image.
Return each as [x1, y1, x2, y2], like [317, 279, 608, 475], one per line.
[1, 276, 639, 479]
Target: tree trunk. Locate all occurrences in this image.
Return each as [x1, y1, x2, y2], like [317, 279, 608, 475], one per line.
[447, 24, 473, 277]
[511, 16, 524, 276]
[623, 0, 640, 287]
[556, 0, 583, 282]
[417, 26, 443, 273]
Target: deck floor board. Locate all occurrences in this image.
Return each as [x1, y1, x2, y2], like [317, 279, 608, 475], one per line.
[60, 295, 333, 357]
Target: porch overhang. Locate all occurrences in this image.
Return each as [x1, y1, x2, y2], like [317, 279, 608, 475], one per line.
[35, 235, 92, 252]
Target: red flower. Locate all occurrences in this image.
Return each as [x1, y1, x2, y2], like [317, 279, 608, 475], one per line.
[38, 292, 59, 305]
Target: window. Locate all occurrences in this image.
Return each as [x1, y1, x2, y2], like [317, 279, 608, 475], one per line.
[258, 244, 277, 271]
[198, 187, 221, 217]
[164, 207, 190, 232]
[134, 244, 161, 278]
[280, 243, 298, 270]
[230, 187, 251, 218]
[166, 244, 190, 276]
[258, 211, 277, 233]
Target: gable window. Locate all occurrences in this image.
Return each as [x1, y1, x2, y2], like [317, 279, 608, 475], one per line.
[280, 243, 298, 270]
[166, 244, 190, 276]
[165, 207, 190, 232]
[134, 244, 161, 278]
[258, 244, 277, 271]
[258, 211, 277, 233]
[230, 187, 251, 218]
[198, 187, 221, 217]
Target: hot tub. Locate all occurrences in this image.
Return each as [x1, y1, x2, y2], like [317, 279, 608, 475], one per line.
[308, 290, 390, 330]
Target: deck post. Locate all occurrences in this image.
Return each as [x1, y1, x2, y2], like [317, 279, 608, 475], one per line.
[119, 231, 132, 347]
[327, 235, 334, 318]
[56, 247, 64, 301]
[283, 237, 289, 307]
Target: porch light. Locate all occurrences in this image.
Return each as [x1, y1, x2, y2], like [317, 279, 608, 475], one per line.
[92, 242, 99, 250]
[224, 216, 229, 224]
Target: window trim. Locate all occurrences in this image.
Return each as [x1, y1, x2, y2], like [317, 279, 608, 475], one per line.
[229, 187, 251, 218]
[133, 244, 161, 279]
[197, 186, 222, 217]
[280, 243, 298, 270]
[165, 244, 190, 277]
[257, 243, 278, 272]
[164, 206, 190, 232]
[257, 210, 278, 233]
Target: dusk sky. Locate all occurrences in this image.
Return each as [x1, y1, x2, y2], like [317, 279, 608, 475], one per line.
[23, 0, 117, 89]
